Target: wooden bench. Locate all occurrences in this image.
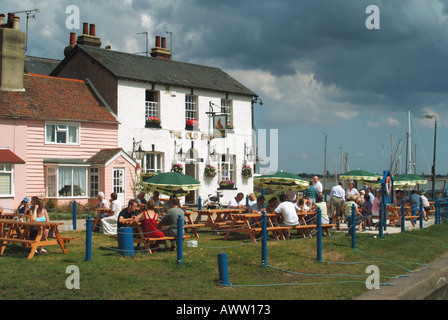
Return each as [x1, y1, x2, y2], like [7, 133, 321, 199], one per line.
[137, 234, 191, 254]
[288, 224, 337, 238]
[49, 236, 75, 244]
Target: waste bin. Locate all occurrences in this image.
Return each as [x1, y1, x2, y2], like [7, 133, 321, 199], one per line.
[117, 227, 134, 257]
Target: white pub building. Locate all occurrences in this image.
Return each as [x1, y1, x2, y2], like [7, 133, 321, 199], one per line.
[53, 26, 260, 205]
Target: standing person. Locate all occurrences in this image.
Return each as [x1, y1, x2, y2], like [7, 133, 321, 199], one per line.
[410, 190, 421, 213]
[372, 190, 381, 219]
[361, 194, 373, 230]
[31, 198, 50, 254]
[304, 182, 318, 205]
[159, 198, 185, 251]
[419, 191, 430, 221]
[228, 192, 245, 209]
[329, 181, 345, 229]
[101, 192, 121, 235]
[117, 199, 139, 229]
[313, 176, 323, 195]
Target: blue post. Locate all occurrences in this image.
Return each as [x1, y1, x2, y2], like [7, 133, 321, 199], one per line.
[261, 212, 267, 266]
[379, 201, 384, 239]
[262, 189, 266, 208]
[435, 197, 439, 224]
[419, 197, 424, 229]
[351, 204, 356, 249]
[246, 195, 249, 207]
[317, 207, 322, 262]
[218, 253, 230, 286]
[401, 199, 406, 233]
[72, 201, 77, 231]
[177, 214, 183, 266]
[198, 196, 202, 210]
[85, 215, 92, 262]
[383, 201, 387, 231]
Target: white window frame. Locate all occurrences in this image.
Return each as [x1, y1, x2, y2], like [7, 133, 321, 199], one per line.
[145, 90, 160, 119]
[45, 122, 80, 145]
[0, 164, 14, 197]
[185, 95, 198, 121]
[221, 99, 233, 126]
[45, 164, 89, 198]
[219, 154, 235, 183]
[144, 152, 164, 174]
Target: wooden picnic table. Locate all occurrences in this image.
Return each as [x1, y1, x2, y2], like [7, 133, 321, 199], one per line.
[0, 219, 70, 259]
[0, 213, 32, 221]
[222, 212, 290, 242]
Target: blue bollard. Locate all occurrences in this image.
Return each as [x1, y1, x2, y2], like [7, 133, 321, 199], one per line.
[117, 227, 134, 257]
[177, 214, 183, 266]
[401, 199, 406, 233]
[317, 207, 322, 262]
[261, 212, 267, 266]
[72, 201, 77, 231]
[218, 253, 230, 286]
[351, 204, 356, 249]
[246, 195, 249, 207]
[419, 197, 424, 229]
[85, 215, 92, 262]
[262, 189, 266, 209]
[198, 196, 202, 210]
[435, 197, 439, 224]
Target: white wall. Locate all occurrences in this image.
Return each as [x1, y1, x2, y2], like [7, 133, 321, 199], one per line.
[117, 80, 255, 205]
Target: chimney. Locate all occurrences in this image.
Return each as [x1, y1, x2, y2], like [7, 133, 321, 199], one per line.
[76, 22, 102, 48]
[64, 32, 76, 57]
[150, 35, 172, 60]
[0, 13, 26, 92]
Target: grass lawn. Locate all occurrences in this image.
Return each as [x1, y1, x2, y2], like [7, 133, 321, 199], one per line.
[1, 221, 448, 300]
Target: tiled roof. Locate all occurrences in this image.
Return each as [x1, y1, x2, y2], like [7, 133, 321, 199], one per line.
[0, 73, 118, 123]
[53, 45, 258, 97]
[24, 56, 61, 76]
[86, 148, 124, 165]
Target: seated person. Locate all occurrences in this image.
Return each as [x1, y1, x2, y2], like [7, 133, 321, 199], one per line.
[149, 191, 161, 207]
[159, 198, 185, 251]
[101, 192, 121, 235]
[315, 194, 330, 225]
[117, 199, 139, 229]
[265, 197, 278, 213]
[249, 196, 266, 213]
[17, 197, 30, 214]
[294, 197, 310, 212]
[345, 195, 363, 230]
[135, 191, 147, 206]
[228, 192, 245, 209]
[274, 194, 299, 227]
[134, 201, 167, 252]
[248, 193, 257, 207]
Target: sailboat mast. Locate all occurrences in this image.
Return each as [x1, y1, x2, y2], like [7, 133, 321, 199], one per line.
[407, 110, 412, 174]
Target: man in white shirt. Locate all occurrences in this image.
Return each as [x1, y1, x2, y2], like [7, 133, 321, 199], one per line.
[274, 194, 299, 226]
[329, 181, 345, 229]
[313, 176, 323, 195]
[228, 192, 245, 209]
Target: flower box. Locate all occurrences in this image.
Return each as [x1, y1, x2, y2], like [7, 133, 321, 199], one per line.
[186, 119, 199, 131]
[145, 117, 161, 128]
[171, 163, 183, 173]
[219, 180, 235, 189]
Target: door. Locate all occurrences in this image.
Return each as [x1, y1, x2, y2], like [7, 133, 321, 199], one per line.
[185, 162, 197, 204]
[113, 168, 126, 206]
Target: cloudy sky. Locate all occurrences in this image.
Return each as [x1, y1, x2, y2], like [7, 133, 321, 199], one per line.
[2, 0, 447, 177]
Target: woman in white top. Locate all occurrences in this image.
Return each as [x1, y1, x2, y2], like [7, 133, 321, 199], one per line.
[101, 192, 121, 235]
[346, 181, 360, 201]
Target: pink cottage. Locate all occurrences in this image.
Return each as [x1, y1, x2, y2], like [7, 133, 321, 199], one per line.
[0, 14, 135, 212]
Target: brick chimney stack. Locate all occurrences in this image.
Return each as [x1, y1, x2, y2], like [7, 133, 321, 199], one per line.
[150, 36, 172, 60]
[76, 22, 102, 48]
[0, 13, 25, 92]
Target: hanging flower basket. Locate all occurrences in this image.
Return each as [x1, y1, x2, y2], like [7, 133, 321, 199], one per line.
[204, 165, 217, 178]
[219, 180, 235, 189]
[242, 165, 253, 178]
[171, 163, 183, 173]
